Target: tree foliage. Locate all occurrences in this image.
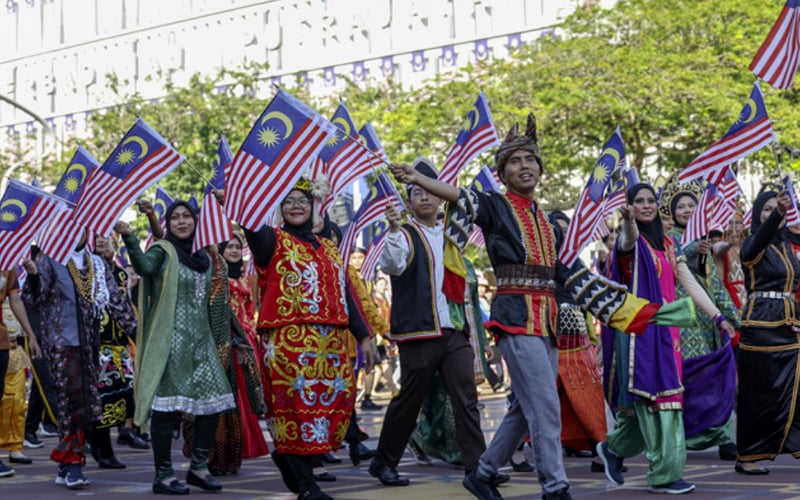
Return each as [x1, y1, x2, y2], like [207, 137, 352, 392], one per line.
[5, 0, 798, 221]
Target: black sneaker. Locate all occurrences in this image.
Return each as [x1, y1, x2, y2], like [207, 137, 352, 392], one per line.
[361, 398, 383, 411]
[648, 479, 696, 494]
[23, 434, 43, 449]
[407, 438, 433, 466]
[0, 460, 15, 478]
[463, 470, 503, 499]
[596, 441, 624, 486]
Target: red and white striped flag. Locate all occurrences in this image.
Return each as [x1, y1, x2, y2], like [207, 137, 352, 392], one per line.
[678, 82, 776, 185]
[318, 104, 373, 215]
[193, 136, 234, 252]
[707, 166, 742, 231]
[467, 228, 486, 248]
[225, 89, 337, 231]
[439, 93, 500, 186]
[72, 119, 184, 237]
[361, 233, 388, 282]
[750, 0, 800, 89]
[559, 128, 624, 268]
[782, 176, 800, 226]
[0, 180, 63, 270]
[742, 208, 753, 228]
[339, 172, 401, 268]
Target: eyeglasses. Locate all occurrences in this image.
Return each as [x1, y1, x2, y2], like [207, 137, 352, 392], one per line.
[281, 197, 311, 208]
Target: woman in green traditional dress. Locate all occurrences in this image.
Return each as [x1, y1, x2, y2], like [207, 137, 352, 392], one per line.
[662, 179, 740, 461]
[115, 200, 236, 495]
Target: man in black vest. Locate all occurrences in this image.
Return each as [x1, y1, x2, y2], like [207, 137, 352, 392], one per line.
[368, 158, 498, 499]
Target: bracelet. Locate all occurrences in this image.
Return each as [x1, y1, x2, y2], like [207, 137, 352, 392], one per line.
[713, 313, 727, 327]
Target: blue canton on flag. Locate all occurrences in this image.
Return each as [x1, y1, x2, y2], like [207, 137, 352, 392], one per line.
[559, 127, 625, 268]
[73, 118, 184, 236]
[54, 146, 99, 204]
[679, 81, 776, 185]
[440, 92, 500, 186]
[225, 89, 337, 231]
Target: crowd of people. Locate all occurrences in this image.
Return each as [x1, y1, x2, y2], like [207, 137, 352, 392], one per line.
[0, 113, 798, 500]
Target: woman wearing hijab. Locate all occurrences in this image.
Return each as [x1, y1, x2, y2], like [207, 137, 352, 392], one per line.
[181, 232, 268, 476]
[597, 183, 735, 495]
[243, 181, 374, 500]
[663, 181, 740, 461]
[115, 201, 235, 495]
[217, 233, 267, 463]
[736, 190, 800, 475]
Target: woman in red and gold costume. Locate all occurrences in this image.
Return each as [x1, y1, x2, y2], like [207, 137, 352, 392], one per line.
[243, 181, 374, 500]
[218, 233, 269, 462]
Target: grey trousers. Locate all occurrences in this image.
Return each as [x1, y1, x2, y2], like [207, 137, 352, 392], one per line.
[477, 334, 569, 494]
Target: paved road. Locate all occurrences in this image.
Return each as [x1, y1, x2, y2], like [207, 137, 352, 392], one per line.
[2, 390, 798, 499]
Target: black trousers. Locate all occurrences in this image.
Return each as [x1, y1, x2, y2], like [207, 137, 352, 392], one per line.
[23, 337, 59, 434]
[373, 329, 485, 472]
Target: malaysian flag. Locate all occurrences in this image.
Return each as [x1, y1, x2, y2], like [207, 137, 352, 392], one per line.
[708, 166, 742, 231]
[743, 208, 753, 228]
[591, 166, 638, 241]
[339, 171, 402, 268]
[318, 104, 373, 215]
[193, 136, 234, 252]
[37, 146, 99, 264]
[679, 82, 776, 185]
[225, 89, 337, 231]
[188, 194, 199, 212]
[0, 180, 63, 270]
[682, 183, 716, 247]
[361, 232, 389, 282]
[782, 175, 800, 226]
[73, 118, 184, 236]
[144, 186, 174, 249]
[750, 0, 800, 89]
[439, 92, 500, 186]
[559, 128, 624, 267]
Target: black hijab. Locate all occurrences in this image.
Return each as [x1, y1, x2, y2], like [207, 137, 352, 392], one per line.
[281, 189, 319, 248]
[627, 183, 665, 251]
[317, 214, 343, 247]
[752, 190, 784, 244]
[218, 233, 245, 279]
[165, 200, 210, 273]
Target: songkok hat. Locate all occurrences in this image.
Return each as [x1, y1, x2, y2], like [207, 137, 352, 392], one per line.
[495, 113, 543, 177]
[406, 157, 439, 197]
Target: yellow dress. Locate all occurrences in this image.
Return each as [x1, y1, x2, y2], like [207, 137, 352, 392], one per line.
[0, 299, 29, 453]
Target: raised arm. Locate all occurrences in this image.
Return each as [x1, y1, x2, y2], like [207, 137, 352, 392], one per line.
[389, 163, 460, 202]
[114, 221, 167, 277]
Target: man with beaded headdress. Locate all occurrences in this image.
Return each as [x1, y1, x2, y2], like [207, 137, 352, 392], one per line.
[21, 232, 137, 489]
[388, 114, 695, 500]
[660, 173, 741, 462]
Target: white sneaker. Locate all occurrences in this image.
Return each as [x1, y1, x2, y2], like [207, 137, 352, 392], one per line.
[39, 423, 58, 438]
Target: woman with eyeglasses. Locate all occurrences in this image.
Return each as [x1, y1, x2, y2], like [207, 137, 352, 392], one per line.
[242, 180, 374, 500]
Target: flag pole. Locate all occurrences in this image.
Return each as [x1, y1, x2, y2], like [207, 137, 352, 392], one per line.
[182, 159, 214, 187]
